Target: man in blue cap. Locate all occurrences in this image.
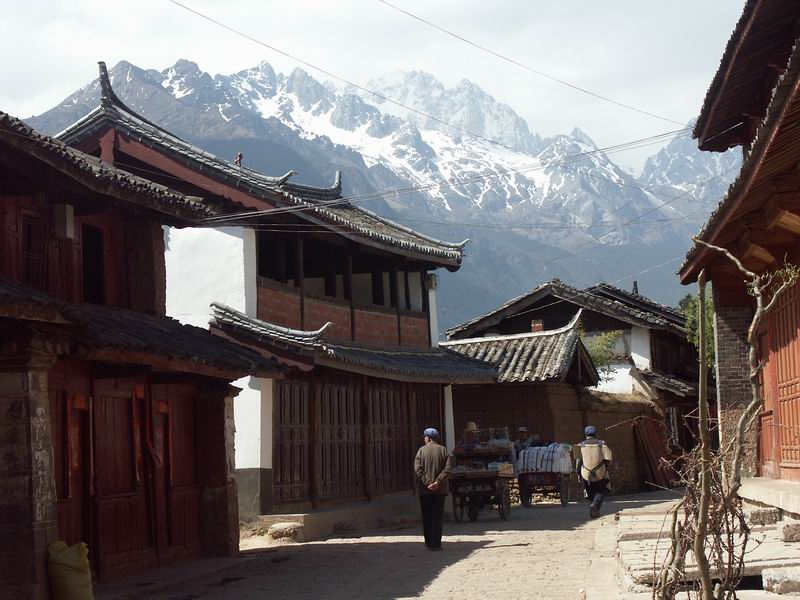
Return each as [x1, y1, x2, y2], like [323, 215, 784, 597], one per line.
[414, 427, 452, 550]
[576, 425, 613, 518]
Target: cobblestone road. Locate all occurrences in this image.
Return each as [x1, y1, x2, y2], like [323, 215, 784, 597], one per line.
[110, 495, 670, 600]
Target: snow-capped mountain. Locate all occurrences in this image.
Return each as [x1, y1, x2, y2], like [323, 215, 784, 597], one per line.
[26, 60, 738, 329]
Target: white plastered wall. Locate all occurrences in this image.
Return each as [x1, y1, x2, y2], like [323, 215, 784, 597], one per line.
[164, 226, 270, 470]
[590, 326, 652, 395]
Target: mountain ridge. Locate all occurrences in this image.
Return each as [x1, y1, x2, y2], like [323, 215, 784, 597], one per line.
[25, 59, 740, 329]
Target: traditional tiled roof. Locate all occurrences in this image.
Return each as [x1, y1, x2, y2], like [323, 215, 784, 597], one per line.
[586, 283, 686, 330]
[0, 110, 219, 222]
[209, 303, 496, 384]
[681, 38, 800, 280]
[446, 279, 685, 340]
[0, 278, 277, 377]
[693, 0, 798, 151]
[56, 62, 467, 269]
[440, 311, 598, 385]
[634, 368, 697, 398]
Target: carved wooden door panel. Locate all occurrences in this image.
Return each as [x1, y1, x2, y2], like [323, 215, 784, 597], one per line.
[771, 284, 800, 479]
[92, 378, 156, 580]
[369, 382, 412, 496]
[317, 379, 363, 501]
[274, 380, 311, 504]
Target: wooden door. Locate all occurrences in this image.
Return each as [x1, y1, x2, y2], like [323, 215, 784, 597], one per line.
[771, 283, 800, 480]
[166, 385, 201, 558]
[274, 380, 311, 504]
[93, 379, 157, 580]
[51, 392, 91, 547]
[368, 382, 412, 495]
[317, 380, 363, 501]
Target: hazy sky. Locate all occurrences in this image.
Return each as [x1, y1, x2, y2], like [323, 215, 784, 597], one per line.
[1, 1, 741, 169]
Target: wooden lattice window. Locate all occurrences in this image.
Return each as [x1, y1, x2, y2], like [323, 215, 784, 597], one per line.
[21, 214, 45, 289]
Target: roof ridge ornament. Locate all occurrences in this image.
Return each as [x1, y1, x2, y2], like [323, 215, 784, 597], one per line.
[276, 170, 297, 185]
[333, 170, 342, 193]
[98, 61, 114, 108]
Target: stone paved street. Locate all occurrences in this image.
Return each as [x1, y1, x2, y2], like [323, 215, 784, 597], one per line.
[101, 493, 678, 600]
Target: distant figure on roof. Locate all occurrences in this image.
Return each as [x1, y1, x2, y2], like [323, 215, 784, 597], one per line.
[234, 152, 243, 167]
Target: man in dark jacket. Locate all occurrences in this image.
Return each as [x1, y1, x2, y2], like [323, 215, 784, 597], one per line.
[414, 427, 451, 550]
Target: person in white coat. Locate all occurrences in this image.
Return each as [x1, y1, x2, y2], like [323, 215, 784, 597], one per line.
[575, 425, 613, 518]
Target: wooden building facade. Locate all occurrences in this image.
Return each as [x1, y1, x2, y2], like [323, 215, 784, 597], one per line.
[0, 112, 276, 598]
[54, 63, 494, 517]
[680, 1, 800, 485]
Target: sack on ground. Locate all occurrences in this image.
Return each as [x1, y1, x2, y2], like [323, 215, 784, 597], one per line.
[48, 540, 94, 600]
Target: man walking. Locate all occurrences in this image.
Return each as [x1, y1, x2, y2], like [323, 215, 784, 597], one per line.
[576, 425, 613, 518]
[414, 428, 451, 550]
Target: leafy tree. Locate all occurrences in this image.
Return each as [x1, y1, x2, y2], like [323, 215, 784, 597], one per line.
[680, 293, 715, 365]
[585, 330, 623, 381]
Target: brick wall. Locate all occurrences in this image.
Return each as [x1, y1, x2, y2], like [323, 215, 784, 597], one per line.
[400, 313, 429, 348]
[713, 289, 757, 477]
[257, 279, 301, 329]
[305, 296, 352, 341]
[353, 307, 399, 347]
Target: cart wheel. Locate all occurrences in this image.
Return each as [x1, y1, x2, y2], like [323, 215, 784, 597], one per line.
[560, 474, 570, 506]
[520, 479, 532, 508]
[453, 495, 464, 522]
[468, 503, 479, 522]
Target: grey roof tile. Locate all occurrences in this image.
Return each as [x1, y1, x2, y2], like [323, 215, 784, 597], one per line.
[0, 111, 218, 221]
[446, 279, 685, 339]
[209, 303, 496, 383]
[440, 311, 596, 384]
[0, 278, 276, 375]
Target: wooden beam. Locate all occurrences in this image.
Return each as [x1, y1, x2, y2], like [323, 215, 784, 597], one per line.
[766, 201, 800, 234]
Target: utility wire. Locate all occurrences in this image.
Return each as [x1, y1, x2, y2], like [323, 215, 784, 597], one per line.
[199, 128, 690, 223]
[168, 0, 532, 153]
[376, 0, 686, 126]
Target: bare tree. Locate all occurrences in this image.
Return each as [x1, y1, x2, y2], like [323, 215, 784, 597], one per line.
[653, 239, 800, 599]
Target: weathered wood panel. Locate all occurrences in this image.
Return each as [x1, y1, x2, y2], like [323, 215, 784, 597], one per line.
[317, 380, 363, 500]
[274, 380, 311, 504]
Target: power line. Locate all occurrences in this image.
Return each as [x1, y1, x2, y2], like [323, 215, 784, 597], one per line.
[168, 0, 531, 153]
[199, 127, 690, 223]
[376, 0, 686, 126]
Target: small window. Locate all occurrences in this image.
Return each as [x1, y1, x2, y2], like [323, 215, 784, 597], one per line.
[21, 215, 46, 289]
[82, 224, 105, 304]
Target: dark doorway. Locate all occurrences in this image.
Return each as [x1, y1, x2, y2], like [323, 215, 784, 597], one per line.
[82, 224, 105, 304]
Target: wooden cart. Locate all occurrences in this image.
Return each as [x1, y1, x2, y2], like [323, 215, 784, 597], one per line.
[517, 471, 571, 507]
[449, 470, 515, 522]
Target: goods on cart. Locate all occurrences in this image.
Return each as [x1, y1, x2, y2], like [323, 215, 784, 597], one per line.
[516, 443, 574, 507]
[450, 427, 514, 522]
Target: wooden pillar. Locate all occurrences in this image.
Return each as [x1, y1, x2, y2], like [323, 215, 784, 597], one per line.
[346, 252, 355, 342]
[362, 375, 374, 501]
[408, 384, 418, 495]
[98, 129, 116, 164]
[310, 378, 320, 509]
[297, 236, 305, 329]
[392, 268, 401, 346]
[421, 272, 431, 347]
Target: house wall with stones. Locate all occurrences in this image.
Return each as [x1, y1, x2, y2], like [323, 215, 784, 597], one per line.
[712, 287, 757, 477]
